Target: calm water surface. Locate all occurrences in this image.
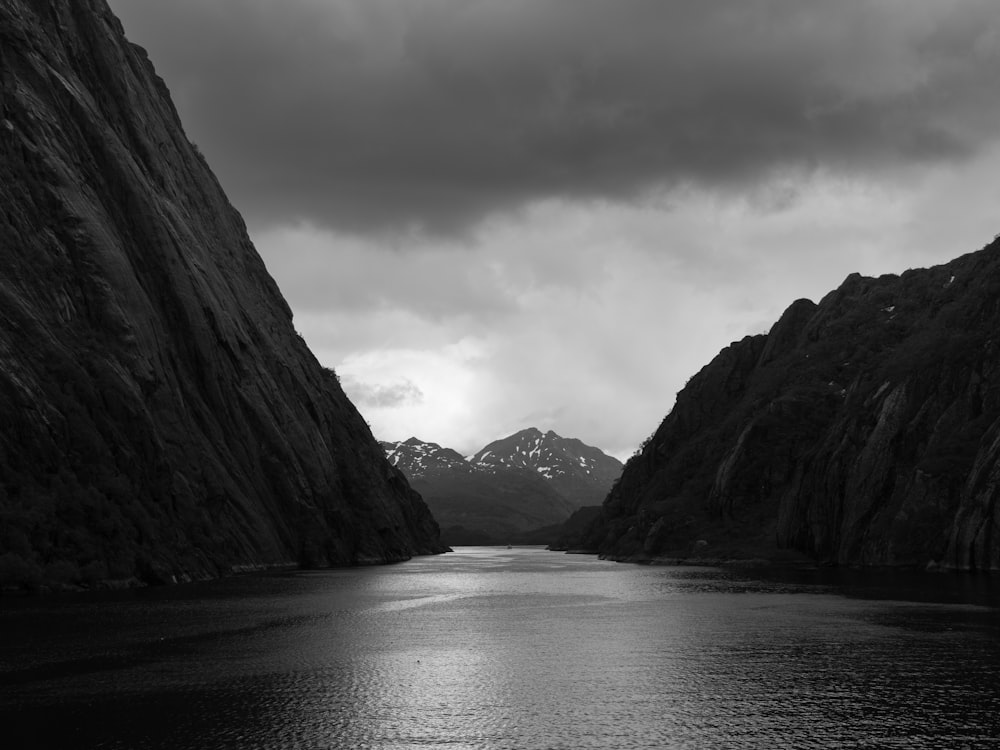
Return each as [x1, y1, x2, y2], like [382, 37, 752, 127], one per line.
[2, 547, 999, 749]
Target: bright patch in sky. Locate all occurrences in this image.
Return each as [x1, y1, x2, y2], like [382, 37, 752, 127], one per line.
[256, 168, 992, 459]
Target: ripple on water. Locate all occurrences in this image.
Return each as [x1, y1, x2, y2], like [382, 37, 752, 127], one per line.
[3, 549, 1000, 749]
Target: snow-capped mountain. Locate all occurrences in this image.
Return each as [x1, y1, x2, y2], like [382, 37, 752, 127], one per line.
[381, 437, 472, 479]
[381, 429, 623, 544]
[471, 428, 623, 507]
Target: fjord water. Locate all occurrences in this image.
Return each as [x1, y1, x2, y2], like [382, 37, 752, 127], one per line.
[3, 548, 999, 749]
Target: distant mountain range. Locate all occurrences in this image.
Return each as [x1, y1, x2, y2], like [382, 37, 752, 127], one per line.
[381, 428, 622, 544]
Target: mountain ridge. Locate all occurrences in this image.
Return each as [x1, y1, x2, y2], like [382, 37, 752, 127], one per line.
[382, 428, 622, 544]
[570, 243, 1000, 570]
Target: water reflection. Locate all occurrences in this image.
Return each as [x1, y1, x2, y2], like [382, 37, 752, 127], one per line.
[2, 547, 999, 748]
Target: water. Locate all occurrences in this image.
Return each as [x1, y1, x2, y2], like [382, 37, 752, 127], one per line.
[2, 547, 999, 749]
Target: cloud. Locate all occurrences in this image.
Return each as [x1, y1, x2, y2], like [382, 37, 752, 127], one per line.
[339, 376, 424, 409]
[108, 0, 1000, 461]
[252, 223, 516, 320]
[112, 0, 1000, 236]
[279, 166, 997, 460]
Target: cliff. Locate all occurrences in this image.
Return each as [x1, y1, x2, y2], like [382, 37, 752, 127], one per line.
[0, 0, 445, 588]
[577, 243, 1000, 570]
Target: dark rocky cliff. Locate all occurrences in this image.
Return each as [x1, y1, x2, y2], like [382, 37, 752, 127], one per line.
[577, 244, 1000, 570]
[0, 0, 445, 588]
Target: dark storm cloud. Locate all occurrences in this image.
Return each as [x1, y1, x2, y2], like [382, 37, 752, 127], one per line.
[112, 0, 1000, 234]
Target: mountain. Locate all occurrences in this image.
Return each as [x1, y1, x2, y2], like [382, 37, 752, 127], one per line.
[382, 429, 622, 544]
[471, 428, 624, 507]
[571, 243, 1000, 570]
[384, 438, 474, 479]
[0, 0, 445, 590]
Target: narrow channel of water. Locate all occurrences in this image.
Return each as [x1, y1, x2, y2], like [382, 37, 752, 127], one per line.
[2, 547, 998, 749]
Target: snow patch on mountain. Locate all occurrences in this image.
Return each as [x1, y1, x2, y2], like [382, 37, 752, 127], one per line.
[384, 427, 623, 508]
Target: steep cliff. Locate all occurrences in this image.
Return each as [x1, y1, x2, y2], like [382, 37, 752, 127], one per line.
[0, 0, 445, 588]
[578, 244, 1000, 570]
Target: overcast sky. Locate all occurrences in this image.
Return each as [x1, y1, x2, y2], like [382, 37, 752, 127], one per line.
[111, 0, 1000, 460]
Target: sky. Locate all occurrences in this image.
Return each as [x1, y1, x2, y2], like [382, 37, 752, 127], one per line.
[110, 0, 1000, 460]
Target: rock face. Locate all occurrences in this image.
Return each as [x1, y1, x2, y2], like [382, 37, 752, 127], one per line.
[0, 0, 445, 588]
[382, 429, 622, 544]
[577, 244, 1000, 570]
